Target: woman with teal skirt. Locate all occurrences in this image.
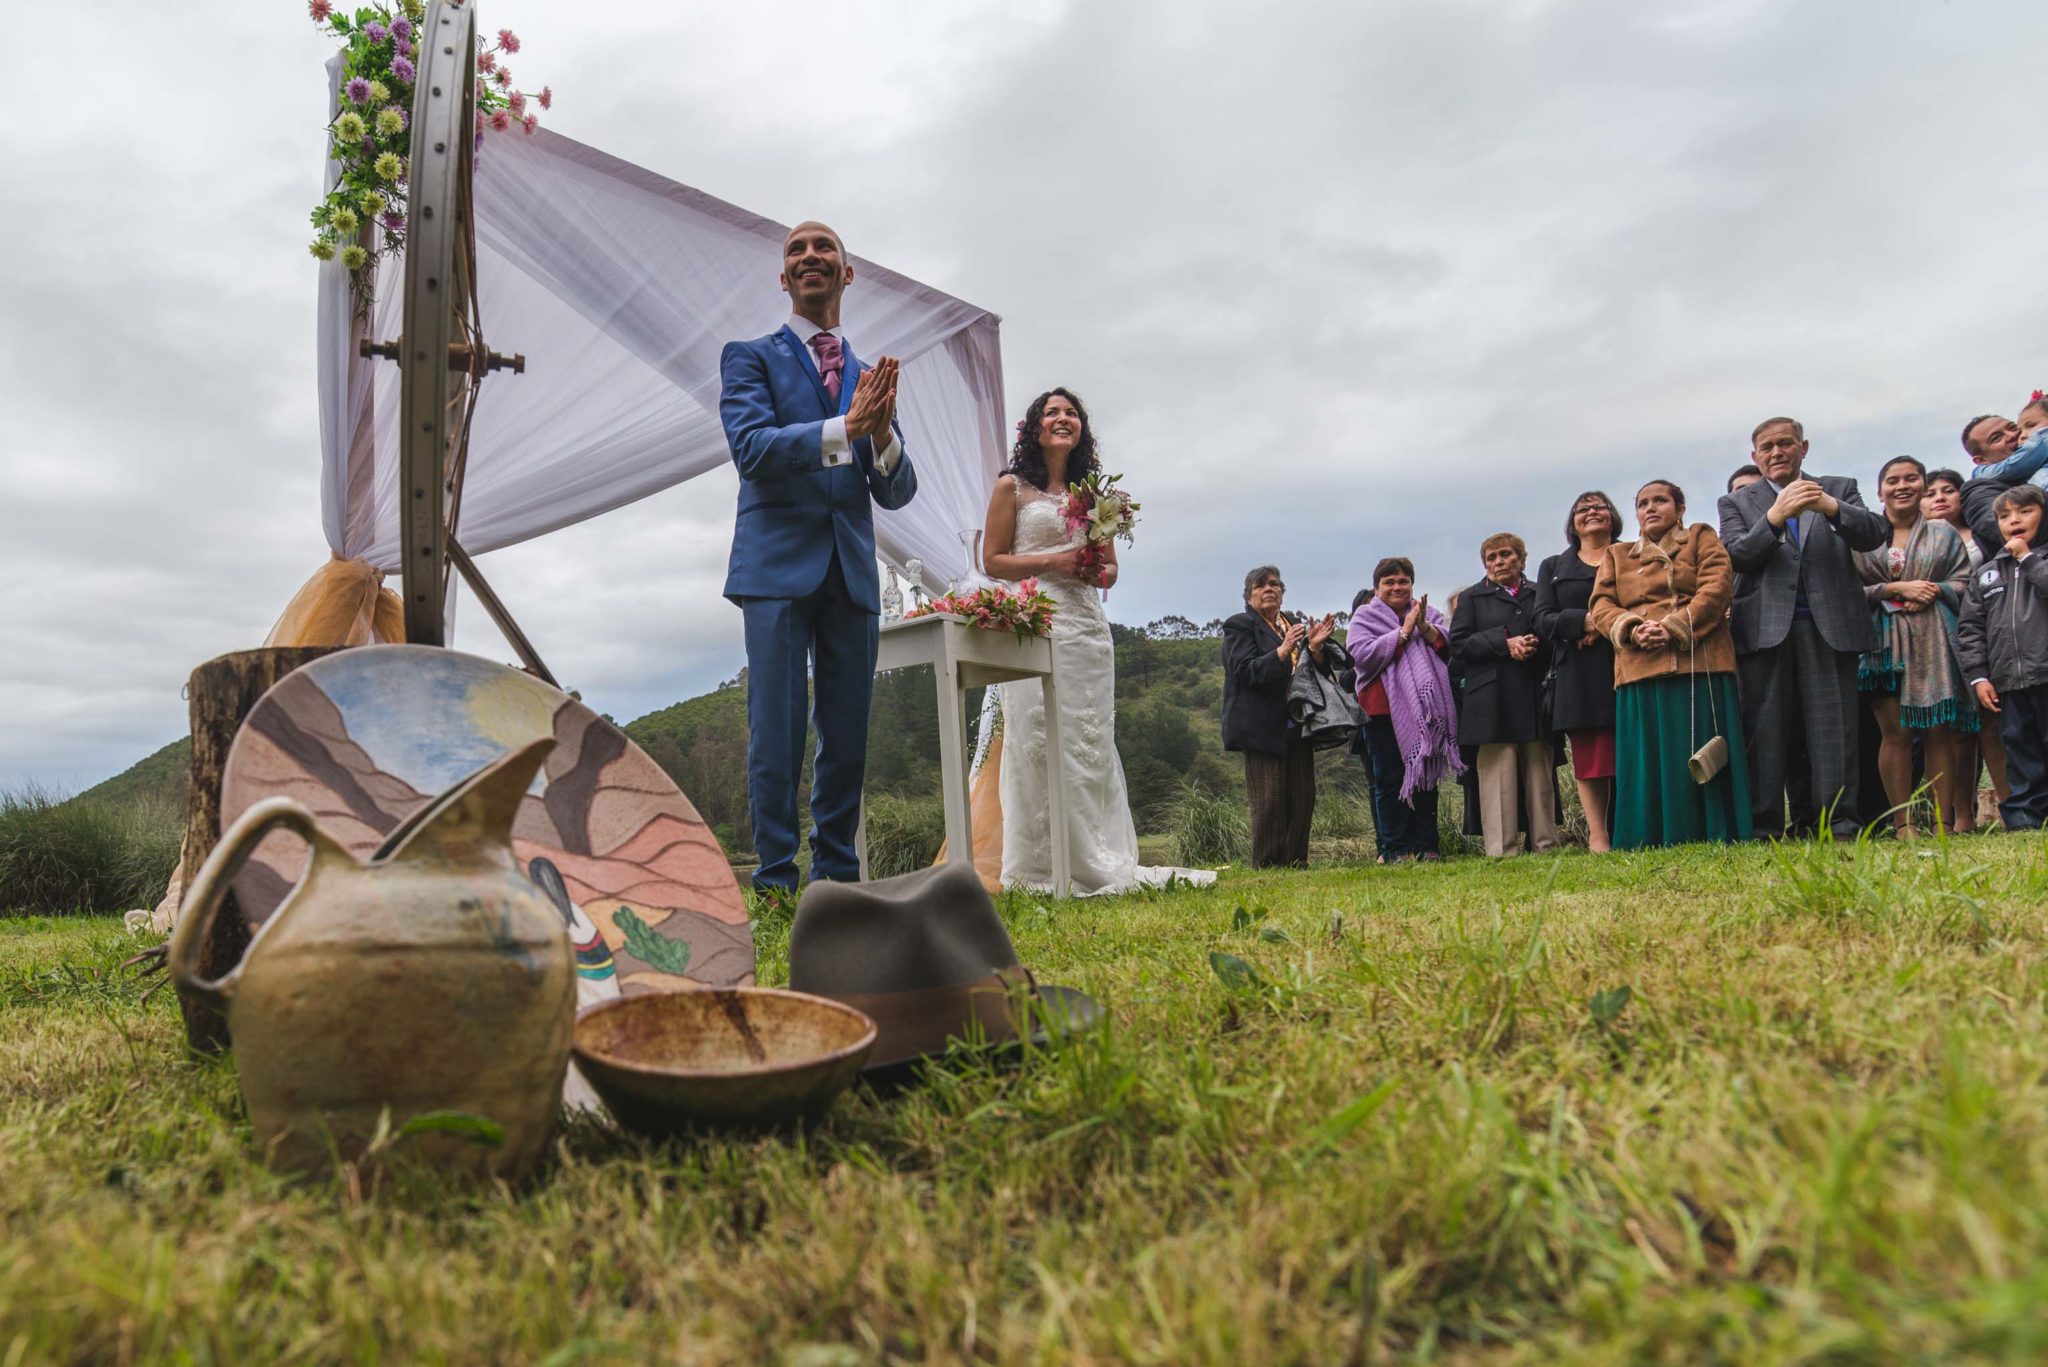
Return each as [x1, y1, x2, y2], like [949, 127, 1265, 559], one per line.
[1588, 481, 1752, 847]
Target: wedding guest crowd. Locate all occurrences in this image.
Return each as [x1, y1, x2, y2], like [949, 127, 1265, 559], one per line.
[1225, 398, 2048, 862]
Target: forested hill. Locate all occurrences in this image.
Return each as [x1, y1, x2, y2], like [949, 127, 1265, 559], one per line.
[69, 616, 1256, 848]
[623, 617, 1243, 852]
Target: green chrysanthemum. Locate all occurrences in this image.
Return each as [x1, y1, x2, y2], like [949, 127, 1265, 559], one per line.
[374, 151, 404, 181]
[309, 238, 337, 261]
[376, 107, 404, 137]
[330, 206, 360, 235]
[368, 80, 390, 103]
[359, 190, 386, 216]
[400, 0, 424, 19]
[340, 244, 369, 270]
[334, 110, 366, 142]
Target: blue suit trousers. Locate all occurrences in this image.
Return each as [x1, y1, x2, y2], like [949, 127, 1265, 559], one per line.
[739, 557, 878, 891]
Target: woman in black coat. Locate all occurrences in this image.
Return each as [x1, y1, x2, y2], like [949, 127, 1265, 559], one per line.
[1533, 491, 1622, 851]
[1222, 564, 1335, 868]
[1450, 533, 1560, 857]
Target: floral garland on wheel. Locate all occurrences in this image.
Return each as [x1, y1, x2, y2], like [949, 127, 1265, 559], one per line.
[304, 0, 552, 296]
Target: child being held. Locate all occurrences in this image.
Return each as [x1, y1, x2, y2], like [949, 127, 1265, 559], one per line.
[1958, 483, 2048, 829]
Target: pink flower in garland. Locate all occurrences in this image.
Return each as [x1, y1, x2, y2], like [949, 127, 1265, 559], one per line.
[494, 67, 513, 87]
[538, 85, 553, 110]
[478, 50, 497, 74]
[522, 112, 538, 134]
[498, 28, 521, 53]
[308, 0, 332, 20]
[508, 91, 526, 116]
[490, 109, 512, 131]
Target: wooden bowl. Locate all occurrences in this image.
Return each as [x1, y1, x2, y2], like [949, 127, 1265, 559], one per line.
[573, 988, 877, 1135]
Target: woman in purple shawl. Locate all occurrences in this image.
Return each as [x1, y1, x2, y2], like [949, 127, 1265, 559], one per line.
[1348, 557, 1463, 861]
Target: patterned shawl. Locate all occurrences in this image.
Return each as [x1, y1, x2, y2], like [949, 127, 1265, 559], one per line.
[1854, 517, 1976, 730]
[1347, 598, 1465, 802]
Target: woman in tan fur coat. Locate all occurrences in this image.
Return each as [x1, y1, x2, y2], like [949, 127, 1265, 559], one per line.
[1588, 480, 1754, 848]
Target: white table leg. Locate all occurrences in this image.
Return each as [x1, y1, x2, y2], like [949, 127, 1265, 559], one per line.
[1040, 660, 1071, 898]
[934, 651, 973, 870]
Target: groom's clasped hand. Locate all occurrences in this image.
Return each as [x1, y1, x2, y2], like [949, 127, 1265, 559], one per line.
[845, 355, 900, 444]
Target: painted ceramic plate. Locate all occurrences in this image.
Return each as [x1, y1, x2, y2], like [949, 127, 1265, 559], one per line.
[219, 645, 753, 995]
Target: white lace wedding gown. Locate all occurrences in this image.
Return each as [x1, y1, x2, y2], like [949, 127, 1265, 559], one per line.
[998, 486, 1215, 895]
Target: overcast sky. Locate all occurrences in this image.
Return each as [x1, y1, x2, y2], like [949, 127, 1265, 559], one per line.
[6, 0, 2046, 791]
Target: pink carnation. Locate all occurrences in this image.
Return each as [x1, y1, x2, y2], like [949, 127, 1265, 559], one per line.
[508, 91, 526, 115]
[308, 0, 332, 19]
[490, 109, 512, 131]
[494, 67, 513, 87]
[497, 28, 521, 53]
[522, 112, 538, 134]
[538, 85, 553, 110]
[477, 50, 497, 74]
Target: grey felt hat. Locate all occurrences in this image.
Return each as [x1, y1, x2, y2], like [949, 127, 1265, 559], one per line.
[786, 862, 1101, 1072]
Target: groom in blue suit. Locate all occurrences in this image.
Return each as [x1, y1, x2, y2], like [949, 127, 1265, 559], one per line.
[721, 221, 918, 894]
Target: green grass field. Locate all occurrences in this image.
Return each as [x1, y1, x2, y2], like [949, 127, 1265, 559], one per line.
[7, 834, 2048, 1362]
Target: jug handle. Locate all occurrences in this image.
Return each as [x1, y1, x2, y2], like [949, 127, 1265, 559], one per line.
[167, 798, 340, 1013]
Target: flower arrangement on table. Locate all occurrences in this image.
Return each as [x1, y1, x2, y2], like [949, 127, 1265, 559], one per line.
[904, 581, 1058, 641]
[304, 0, 553, 297]
[1060, 471, 1140, 586]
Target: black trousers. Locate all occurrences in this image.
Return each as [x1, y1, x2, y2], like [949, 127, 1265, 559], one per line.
[1999, 685, 2048, 830]
[1738, 621, 1861, 838]
[1244, 740, 1315, 868]
[1360, 716, 1439, 858]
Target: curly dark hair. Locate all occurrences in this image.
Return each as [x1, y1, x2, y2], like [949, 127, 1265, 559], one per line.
[1007, 388, 1101, 491]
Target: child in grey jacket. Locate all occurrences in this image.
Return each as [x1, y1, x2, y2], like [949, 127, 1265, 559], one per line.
[1957, 484, 2048, 829]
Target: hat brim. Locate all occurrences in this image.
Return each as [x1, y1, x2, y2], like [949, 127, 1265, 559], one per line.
[858, 983, 1102, 1086]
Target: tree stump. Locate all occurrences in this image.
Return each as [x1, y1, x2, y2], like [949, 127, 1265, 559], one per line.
[175, 646, 340, 1053]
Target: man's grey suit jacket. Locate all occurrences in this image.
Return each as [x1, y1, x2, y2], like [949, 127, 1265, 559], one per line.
[1716, 474, 1889, 657]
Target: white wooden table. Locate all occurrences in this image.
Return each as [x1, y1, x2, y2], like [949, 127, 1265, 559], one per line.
[861, 613, 1071, 898]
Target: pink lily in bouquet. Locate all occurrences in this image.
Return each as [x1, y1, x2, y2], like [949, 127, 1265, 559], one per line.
[1060, 471, 1140, 587]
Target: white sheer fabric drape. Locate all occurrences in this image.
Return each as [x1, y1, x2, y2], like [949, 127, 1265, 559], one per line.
[315, 111, 1006, 590]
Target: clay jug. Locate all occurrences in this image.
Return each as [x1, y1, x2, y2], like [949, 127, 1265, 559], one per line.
[169, 737, 573, 1180]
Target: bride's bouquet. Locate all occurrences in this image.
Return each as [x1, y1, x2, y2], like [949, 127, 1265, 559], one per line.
[1061, 472, 1140, 586]
[905, 580, 1058, 641]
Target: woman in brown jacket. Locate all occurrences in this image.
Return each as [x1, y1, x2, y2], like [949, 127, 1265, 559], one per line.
[1588, 480, 1754, 847]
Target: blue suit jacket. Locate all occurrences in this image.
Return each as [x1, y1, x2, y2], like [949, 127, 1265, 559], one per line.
[719, 325, 918, 608]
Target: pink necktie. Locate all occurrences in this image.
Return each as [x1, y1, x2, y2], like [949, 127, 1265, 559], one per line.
[808, 331, 844, 403]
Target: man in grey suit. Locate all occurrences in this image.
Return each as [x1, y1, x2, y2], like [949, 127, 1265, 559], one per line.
[1718, 417, 1889, 838]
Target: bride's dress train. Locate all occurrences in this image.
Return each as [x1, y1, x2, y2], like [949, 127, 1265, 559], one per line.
[998, 486, 1214, 895]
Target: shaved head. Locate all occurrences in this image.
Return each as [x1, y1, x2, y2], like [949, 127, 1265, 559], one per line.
[784, 219, 841, 252]
[781, 221, 852, 327]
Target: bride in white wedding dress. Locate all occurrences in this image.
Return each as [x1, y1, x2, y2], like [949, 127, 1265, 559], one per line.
[980, 388, 1214, 896]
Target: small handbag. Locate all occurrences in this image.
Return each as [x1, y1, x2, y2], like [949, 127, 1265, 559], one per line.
[1684, 608, 1729, 784]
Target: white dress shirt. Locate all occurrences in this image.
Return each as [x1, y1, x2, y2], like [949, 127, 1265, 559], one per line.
[786, 314, 902, 474]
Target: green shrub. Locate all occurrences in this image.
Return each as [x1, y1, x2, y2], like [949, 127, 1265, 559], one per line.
[0, 787, 182, 915]
[1167, 782, 1249, 866]
[861, 792, 947, 878]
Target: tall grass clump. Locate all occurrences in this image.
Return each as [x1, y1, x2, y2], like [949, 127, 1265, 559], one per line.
[1168, 781, 1249, 865]
[0, 787, 181, 915]
[860, 792, 946, 878]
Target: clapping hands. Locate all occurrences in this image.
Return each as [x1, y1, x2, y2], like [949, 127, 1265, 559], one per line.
[1306, 614, 1335, 652]
[846, 356, 899, 443]
[1768, 478, 1838, 527]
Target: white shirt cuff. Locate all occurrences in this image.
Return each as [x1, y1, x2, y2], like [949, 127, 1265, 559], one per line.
[820, 416, 851, 468]
[873, 429, 901, 475]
